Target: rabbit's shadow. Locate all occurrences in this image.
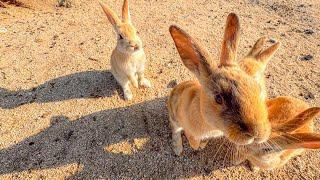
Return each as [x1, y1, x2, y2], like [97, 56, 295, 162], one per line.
[0, 70, 121, 109]
[0, 98, 237, 179]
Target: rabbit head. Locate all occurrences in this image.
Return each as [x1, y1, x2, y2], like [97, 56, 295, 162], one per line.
[169, 13, 271, 145]
[239, 37, 280, 99]
[100, 0, 142, 54]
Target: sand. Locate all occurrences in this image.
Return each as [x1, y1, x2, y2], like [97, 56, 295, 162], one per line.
[0, 0, 319, 179]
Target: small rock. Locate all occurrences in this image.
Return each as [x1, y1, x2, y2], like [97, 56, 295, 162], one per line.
[0, 27, 7, 34]
[304, 92, 315, 100]
[167, 79, 178, 88]
[304, 29, 314, 35]
[268, 38, 276, 43]
[299, 54, 313, 61]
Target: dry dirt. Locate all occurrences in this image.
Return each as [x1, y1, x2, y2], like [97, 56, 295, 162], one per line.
[0, 0, 319, 179]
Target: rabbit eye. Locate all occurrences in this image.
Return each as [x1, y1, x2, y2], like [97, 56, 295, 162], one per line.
[119, 34, 124, 40]
[215, 94, 223, 104]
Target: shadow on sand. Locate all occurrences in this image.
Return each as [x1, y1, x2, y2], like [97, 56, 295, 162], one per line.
[0, 97, 239, 179]
[0, 70, 121, 109]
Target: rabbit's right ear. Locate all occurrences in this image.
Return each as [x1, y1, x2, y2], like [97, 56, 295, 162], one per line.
[247, 37, 280, 64]
[276, 107, 320, 133]
[169, 25, 213, 78]
[99, 2, 121, 26]
[122, 0, 131, 23]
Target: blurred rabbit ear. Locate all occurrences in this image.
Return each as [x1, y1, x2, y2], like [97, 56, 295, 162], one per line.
[122, 0, 131, 23]
[169, 25, 213, 78]
[220, 13, 240, 67]
[248, 37, 281, 64]
[99, 2, 121, 26]
[276, 107, 320, 133]
[271, 133, 320, 150]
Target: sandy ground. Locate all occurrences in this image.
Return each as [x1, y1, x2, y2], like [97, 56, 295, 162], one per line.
[0, 0, 319, 179]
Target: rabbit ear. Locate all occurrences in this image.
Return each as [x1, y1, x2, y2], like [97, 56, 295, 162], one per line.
[99, 2, 121, 26]
[220, 13, 240, 67]
[248, 37, 280, 64]
[122, 0, 131, 23]
[169, 25, 213, 78]
[255, 133, 320, 155]
[271, 133, 320, 150]
[276, 107, 320, 133]
[248, 37, 267, 57]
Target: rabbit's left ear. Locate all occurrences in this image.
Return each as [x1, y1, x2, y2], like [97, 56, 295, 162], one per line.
[271, 133, 320, 150]
[122, 0, 131, 23]
[220, 13, 240, 67]
[276, 107, 320, 133]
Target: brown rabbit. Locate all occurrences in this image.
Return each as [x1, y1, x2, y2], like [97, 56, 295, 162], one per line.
[167, 13, 275, 155]
[235, 96, 320, 171]
[239, 37, 280, 100]
[100, 0, 151, 100]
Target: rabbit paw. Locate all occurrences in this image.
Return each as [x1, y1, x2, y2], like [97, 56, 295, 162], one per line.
[173, 144, 183, 156]
[139, 78, 151, 88]
[123, 90, 133, 100]
[132, 80, 139, 88]
[249, 162, 260, 172]
[199, 140, 209, 149]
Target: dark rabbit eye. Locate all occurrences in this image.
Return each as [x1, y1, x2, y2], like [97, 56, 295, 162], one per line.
[215, 94, 223, 104]
[119, 34, 124, 39]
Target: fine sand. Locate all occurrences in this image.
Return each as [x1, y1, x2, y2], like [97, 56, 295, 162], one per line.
[0, 0, 319, 179]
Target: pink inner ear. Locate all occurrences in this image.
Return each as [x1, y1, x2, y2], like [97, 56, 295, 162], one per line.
[170, 27, 200, 69]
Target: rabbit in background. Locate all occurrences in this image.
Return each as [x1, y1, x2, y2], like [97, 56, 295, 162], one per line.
[100, 0, 151, 100]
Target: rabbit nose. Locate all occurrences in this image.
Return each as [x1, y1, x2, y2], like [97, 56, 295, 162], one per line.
[129, 42, 137, 47]
[238, 121, 254, 135]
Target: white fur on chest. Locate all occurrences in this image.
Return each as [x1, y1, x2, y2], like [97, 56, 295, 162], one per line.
[126, 49, 146, 72]
[196, 130, 224, 140]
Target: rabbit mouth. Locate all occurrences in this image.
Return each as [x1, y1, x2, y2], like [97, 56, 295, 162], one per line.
[128, 45, 140, 51]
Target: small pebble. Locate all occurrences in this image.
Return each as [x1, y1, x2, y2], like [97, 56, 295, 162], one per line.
[304, 29, 314, 35]
[299, 54, 313, 61]
[0, 27, 7, 34]
[268, 38, 276, 43]
[167, 79, 178, 88]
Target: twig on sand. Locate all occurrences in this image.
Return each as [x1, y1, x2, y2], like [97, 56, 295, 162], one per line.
[0, 1, 7, 7]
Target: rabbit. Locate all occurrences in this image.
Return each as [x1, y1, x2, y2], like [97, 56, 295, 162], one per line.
[167, 13, 273, 156]
[239, 37, 280, 100]
[99, 0, 151, 100]
[234, 96, 320, 171]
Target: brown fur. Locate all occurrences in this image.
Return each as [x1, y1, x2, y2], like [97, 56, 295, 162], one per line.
[167, 13, 271, 155]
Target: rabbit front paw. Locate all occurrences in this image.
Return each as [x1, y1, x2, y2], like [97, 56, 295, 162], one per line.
[123, 89, 133, 100]
[139, 78, 151, 88]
